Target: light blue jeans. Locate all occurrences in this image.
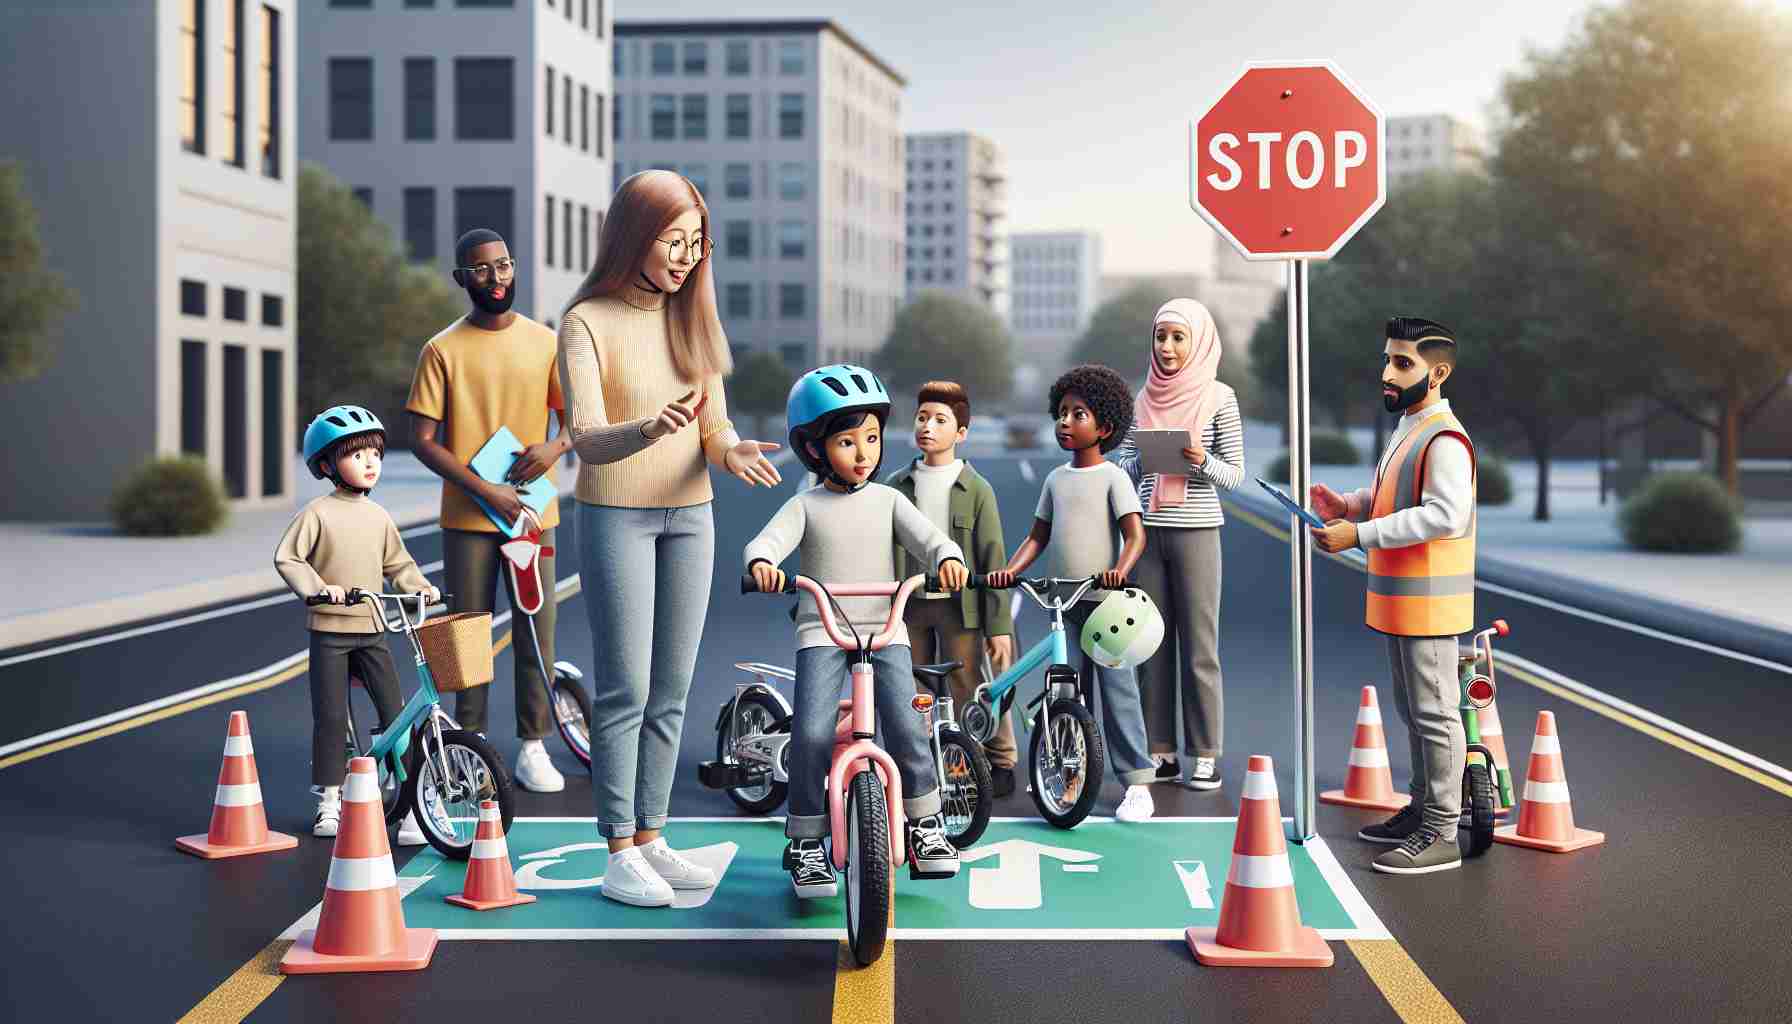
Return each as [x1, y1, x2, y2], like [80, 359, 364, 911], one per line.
[578, 501, 714, 839]
[1062, 602, 1157, 787]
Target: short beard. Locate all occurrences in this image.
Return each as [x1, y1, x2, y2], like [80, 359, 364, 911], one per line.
[1383, 377, 1429, 412]
[467, 281, 516, 315]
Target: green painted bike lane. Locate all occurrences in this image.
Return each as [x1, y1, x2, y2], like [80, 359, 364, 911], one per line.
[376, 818, 1389, 941]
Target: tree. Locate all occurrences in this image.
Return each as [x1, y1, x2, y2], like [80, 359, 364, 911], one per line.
[297, 163, 463, 447]
[874, 292, 1013, 408]
[1496, 0, 1792, 496]
[729, 351, 793, 439]
[0, 160, 77, 383]
[1074, 283, 1261, 417]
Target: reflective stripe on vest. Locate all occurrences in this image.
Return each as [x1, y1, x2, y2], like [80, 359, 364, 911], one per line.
[1365, 408, 1476, 637]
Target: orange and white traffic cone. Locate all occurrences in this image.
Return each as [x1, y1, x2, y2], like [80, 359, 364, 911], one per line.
[446, 800, 535, 911]
[281, 757, 438, 974]
[176, 711, 298, 859]
[1319, 687, 1411, 812]
[1478, 698, 1513, 818]
[1188, 755, 1333, 968]
[1493, 711, 1604, 854]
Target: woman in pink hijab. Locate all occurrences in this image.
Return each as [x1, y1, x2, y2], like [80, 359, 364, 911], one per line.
[1113, 298, 1245, 791]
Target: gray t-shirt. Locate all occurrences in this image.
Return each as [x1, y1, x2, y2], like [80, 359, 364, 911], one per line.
[1034, 461, 1144, 600]
[744, 483, 965, 650]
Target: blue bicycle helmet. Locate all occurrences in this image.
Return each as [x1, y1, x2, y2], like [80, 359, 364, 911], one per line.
[786, 364, 892, 480]
[303, 405, 386, 480]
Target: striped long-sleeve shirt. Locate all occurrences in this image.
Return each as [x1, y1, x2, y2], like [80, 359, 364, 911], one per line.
[1112, 385, 1246, 529]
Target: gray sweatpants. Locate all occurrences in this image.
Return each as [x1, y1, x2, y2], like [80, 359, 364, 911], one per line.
[1133, 525, 1224, 758]
[1387, 635, 1465, 838]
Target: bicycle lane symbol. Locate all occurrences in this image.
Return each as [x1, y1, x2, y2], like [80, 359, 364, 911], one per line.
[511, 841, 741, 909]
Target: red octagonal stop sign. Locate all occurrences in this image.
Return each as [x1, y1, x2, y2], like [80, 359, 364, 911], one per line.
[1189, 61, 1384, 261]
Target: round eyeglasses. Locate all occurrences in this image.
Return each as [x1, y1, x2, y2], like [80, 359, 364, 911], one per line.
[457, 257, 516, 284]
[654, 235, 709, 265]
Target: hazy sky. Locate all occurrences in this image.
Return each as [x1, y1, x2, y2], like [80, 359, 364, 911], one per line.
[624, 0, 1603, 275]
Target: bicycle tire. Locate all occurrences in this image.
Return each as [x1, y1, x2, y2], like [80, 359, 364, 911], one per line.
[937, 728, 993, 849]
[1029, 698, 1105, 830]
[718, 689, 790, 814]
[551, 673, 594, 768]
[403, 728, 516, 861]
[844, 769, 890, 966]
[1464, 762, 1496, 858]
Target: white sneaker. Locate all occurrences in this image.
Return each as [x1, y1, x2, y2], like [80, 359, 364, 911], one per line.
[514, 739, 566, 793]
[312, 788, 341, 838]
[601, 847, 675, 907]
[639, 837, 717, 889]
[1115, 784, 1156, 823]
[395, 812, 428, 846]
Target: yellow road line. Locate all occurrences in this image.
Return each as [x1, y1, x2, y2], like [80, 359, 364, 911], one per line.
[175, 940, 291, 1024]
[832, 883, 896, 1023]
[1347, 940, 1466, 1024]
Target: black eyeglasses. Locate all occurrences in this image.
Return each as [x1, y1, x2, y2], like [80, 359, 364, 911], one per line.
[654, 235, 709, 264]
[457, 257, 516, 283]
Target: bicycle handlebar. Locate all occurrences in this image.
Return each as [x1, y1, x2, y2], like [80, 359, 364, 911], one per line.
[966, 575, 1103, 611]
[304, 589, 452, 633]
[741, 573, 928, 652]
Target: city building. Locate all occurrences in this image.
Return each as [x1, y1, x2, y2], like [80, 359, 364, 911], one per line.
[905, 131, 1008, 320]
[0, 0, 298, 521]
[614, 19, 906, 370]
[1009, 231, 1101, 389]
[298, 0, 613, 322]
[1385, 114, 1486, 187]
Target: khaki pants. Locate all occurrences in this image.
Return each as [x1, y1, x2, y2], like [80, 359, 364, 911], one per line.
[443, 527, 556, 739]
[904, 597, 1017, 770]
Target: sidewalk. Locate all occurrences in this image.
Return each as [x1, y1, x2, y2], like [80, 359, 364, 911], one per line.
[0, 451, 581, 650]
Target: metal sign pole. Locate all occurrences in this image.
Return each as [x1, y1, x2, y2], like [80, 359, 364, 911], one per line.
[1287, 258, 1317, 843]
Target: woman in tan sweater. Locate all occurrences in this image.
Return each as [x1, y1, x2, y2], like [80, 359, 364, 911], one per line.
[557, 170, 782, 908]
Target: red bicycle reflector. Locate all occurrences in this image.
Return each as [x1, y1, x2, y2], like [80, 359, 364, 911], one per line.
[911, 694, 935, 715]
[1493, 619, 1510, 637]
[1466, 676, 1495, 709]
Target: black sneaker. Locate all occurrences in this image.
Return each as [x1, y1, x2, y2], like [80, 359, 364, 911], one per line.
[783, 839, 836, 899]
[1153, 756, 1181, 784]
[990, 766, 1015, 799]
[1358, 804, 1423, 845]
[1372, 826, 1462, 875]
[906, 815, 960, 880]
[1188, 757, 1221, 791]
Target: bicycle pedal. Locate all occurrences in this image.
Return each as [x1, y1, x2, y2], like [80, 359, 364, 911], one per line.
[908, 861, 960, 881]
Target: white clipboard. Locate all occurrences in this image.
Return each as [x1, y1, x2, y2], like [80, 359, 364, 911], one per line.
[1134, 428, 1194, 476]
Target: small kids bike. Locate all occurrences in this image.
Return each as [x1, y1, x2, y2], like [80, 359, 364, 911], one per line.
[316, 589, 516, 860]
[1458, 618, 1516, 856]
[492, 525, 596, 769]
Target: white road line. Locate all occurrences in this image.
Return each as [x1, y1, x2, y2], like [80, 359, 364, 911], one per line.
[1018, 459, 1036, 483]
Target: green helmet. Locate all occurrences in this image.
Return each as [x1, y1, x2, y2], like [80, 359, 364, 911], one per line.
[1079, 587, 1165, 670]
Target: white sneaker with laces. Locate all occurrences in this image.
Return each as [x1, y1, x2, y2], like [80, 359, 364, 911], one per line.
[639, 837, 717, 889]
[602, 847, 675, 907]
[1189, 757, 1222, 791]
[1115, 784, 1156, 822]
[514, 739, 566, 793]
[312, 788, 341, 838]
[395, 812, 428, 846]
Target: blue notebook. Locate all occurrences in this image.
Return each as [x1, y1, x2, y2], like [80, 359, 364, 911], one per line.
[468, 426, 557, 537]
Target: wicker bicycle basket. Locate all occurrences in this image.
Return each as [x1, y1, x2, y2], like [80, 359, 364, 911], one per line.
[415, 611, 495, 692]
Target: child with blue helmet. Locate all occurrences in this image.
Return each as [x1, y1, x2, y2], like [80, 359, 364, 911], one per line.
[275, 405, 438, 842]
[744, 365, 969, 897]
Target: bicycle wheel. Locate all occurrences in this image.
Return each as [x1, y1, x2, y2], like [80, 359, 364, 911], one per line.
[551, 673, 593, 768]
[843, 769, 891, 967]
[402, 727, 516, 860]
[1463, 762, 1496, 858]
[937, 728, 993, 849]
[718, 689, 789, 814]
[1029, 698, 1105, 829]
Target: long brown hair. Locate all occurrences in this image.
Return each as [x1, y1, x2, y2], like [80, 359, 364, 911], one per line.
[564, 170, 732, 381]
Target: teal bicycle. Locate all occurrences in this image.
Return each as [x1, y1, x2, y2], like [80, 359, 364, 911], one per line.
[310, 588, 516, 860]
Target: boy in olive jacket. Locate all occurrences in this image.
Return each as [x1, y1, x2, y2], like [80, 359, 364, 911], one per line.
[888, 382, 1019, 796]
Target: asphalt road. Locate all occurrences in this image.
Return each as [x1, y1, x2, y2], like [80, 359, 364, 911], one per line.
[2, 443, 1788, 1023]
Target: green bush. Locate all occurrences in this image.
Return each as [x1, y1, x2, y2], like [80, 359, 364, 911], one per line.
[1266, 434, 1358, 482]
[1478, 454, 1513, 506]
[1619, 472, 1741, 553]
[111, 456, 228, 536]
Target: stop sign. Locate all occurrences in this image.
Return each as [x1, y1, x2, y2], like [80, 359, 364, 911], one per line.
[1189, 61, 1384, 261]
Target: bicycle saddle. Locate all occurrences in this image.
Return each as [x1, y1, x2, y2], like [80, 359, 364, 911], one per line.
[912, 661, 963, 679]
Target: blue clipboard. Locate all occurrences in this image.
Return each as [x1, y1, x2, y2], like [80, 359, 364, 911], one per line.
[1255, 477, 1327, 531]
[468, 426, 556, 537]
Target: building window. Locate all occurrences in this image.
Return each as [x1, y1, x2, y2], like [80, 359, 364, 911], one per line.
[726, 40, 750, 75]
[595, 0, 604, 36]
[181, 279, 206, 317]
[258, 5, 281, 177]
[352, 187, 373, 210]
[329, 0, 371, 5]
[545, 195, 555, 268]
[406, 58, 436, 140]
[683, 41, 707, 75]
[454, 187, 515, 249]
[222, 0, 245, 166]
[563, 199, 573, 269]
[455, 0, 515, 6]
[725, 94, 750, 139]
[612, 92, 622, 140]
[455, 58, 515, 140]
[778, 39, 804, 75]
[261, 294, 284, 327]
[778, 94, 804, 139]
[779, 221, 805, 260]
[180, 0, 205, 153]
[223, 345, 247, 498]
[223, 287, 247, 322]
[724, 163, 751, 200]
[681, 93, 707, 139]
[581, 0, 590, 30]
[181, 341, 206, 456]
[405, 187, 436, 262]
[261, 350, 283, 497]
[778, 162, 805, 200]
[779, 343, 804, 366]
[780, 283, 805, 318]
[596, 95, 606, 156]
[943, 268, 953, 282]
[683, 163, 708, 196]
[614, 44, 623, 77]
[725, 220, 751, 260]
[651, 42, 674, 75]
[650, 94, 675, 139]
[404, 0, 436, 5]
[726, 283, 751, 318]
[328, 58, 373, 140]
[545, 66, 555, 136]
[580, 84, 590, 151]
[580, 205, 590, 269]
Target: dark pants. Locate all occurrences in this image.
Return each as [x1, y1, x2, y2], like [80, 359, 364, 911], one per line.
[444, 527, 556, 739]
[308, 630, 405, 787]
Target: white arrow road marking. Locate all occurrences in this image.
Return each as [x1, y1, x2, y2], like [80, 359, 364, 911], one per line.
[1062, 865, 1099, 873]
[513, 842, 739, 909]
[1174, 860, 1213, 909]
[957, 838, 1101, 910]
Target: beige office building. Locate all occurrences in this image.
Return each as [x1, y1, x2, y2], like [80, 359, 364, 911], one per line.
[1386, 114, 1486, 187]
[905, 131, 1008, 320]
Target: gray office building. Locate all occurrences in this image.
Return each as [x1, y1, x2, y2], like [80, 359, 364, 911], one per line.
[905, 131, 1008, 320]
[1009, 231, 1101, 388]
[614, 19, 907, 370]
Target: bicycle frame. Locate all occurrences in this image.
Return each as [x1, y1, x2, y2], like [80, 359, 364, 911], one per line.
[1459, 620, 1517, 810]
[350, 592, 460, 798]
[967, 577, 1096, 764]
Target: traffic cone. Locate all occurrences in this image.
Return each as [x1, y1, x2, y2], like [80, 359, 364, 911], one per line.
[1478, 698, 1513, 818]
[281, 757, 437, 974]
[1188, 755, 1333, 968]
[1493, 711, 1604, 854]
[1319, 687, 1411, 812]
[176, 711, 298, 859]
[445, 801, 535, 911]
